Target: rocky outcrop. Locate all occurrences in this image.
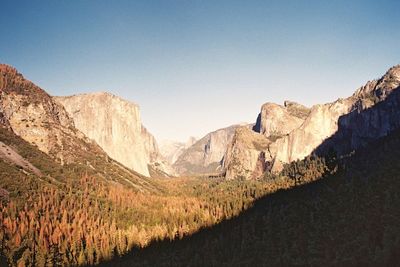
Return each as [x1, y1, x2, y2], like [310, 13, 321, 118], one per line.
[224, 64, 400, 179]
[315, 65, 400, 156]
[55, 93, 166, 177]
[223, 127, 272, 180]
[271, 98, 354, 169]
[0, 64, 166, 192]
[0, 64, 92, 164]
[223, 101, 311, 180]
[254, 101, 310, 138]
[173, 125, 245, 175]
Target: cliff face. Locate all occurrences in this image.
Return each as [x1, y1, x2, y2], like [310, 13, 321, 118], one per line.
[0, 64, 92, 164]
[224, 65, 400, 179]
[159, 137, 196, 165]
[271, 98, 354, 169]
[316, 65, 400, 155]
[223, 101, 310, 180]
[254, 101, 310, 137]
[223, 127, 272, 180]
[173, 125, 244, 175]
[0, 64, 162, 192]
[55, 93, 164, 177]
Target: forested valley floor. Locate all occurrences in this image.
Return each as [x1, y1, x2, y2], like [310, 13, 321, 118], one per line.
[101, 130, 400, 266]
[1, 129, 400, 266]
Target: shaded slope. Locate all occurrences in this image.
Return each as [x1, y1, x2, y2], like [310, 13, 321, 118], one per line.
[224, 65, 400, 179]
[104, 129, 400, 266]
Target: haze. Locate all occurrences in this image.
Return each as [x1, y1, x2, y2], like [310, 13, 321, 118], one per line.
[1, 0, 399, 141]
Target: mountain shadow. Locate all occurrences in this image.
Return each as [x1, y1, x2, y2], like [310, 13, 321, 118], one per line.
[98, 127, 400, 266]
[314, 80, 400, 157]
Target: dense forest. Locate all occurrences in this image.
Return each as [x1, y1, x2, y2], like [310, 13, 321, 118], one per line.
[0, 124, 334, 266]
[0, 138, 295, 267]
[0, 174, 273, 266]
[98, 131, 400, 266]
[1, 128, 400, 266]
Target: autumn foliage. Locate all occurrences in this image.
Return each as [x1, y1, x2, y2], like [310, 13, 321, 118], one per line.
[0, 173, 284, 266]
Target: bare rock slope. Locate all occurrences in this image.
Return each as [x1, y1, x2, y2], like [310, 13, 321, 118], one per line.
[173, 125, 246, 175]
[224, 65, 400, 180]
[55, 93, 169, 177]
[0, 64, 160, 192]
[159, 137, 196, 165]
[0, 64, 89, 164]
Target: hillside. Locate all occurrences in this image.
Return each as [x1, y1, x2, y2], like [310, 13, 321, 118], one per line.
[2, 63, 400, 267]
[224, 65, 400, 179]
[0, 64, 161, 192]
[0, 66, 280, 266]
[101, 128, 400, 267]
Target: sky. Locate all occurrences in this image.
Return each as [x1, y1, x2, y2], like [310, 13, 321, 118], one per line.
[1, 0, 399, 142]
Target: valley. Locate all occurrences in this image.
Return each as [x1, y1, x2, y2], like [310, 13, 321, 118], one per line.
[0, 62, 400, 266]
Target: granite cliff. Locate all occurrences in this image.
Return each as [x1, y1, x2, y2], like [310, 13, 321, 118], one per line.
[0, 64, 88, 164]
[159, 137, 197, 165]
[173, 125, 245, 175]
[55, 93, 171, 177]
[0, 63, 159, 191]
[224, 65, 400, 179]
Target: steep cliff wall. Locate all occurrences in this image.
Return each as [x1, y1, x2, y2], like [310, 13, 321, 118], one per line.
[254, 101, 309, 138]
[224, 65, 400, 179]
[223, 127, 272, 180]
[55, 93, 161, 176]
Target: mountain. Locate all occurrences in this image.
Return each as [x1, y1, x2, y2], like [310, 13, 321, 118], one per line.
[0, 64, 270, 266]
[224, 65, 400, 180]
[0, 64, 159, 192]
[173, 124, 246, 175]
[253, 100, 310, 137]
[2, 62, 400, 267]
[105, 127, 400, 267]
[159, 137, 196, 165]
[55, 92, 168, 177]
[0, 64, 81, 164]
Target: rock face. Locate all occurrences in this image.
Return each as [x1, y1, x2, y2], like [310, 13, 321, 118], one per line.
[0, 64, 164, 193]
[0, 63, 172, 188]
[253, 101, 309, 137]
[159, 137, 196, 165]
[224, 64, 400, 180]
[0, 64, 92, 164]
[224, 102, 310, 180]
[316, 65, 400, 155]
[223, 127, 272, 180]
[55, 93, 164, 177]
[173, 125, 245, 175]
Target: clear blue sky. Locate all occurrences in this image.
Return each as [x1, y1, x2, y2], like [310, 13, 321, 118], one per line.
[1, 0, 399, 142]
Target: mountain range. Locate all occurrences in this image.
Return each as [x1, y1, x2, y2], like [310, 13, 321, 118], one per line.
[4, 63, 399, 181]
[1, 63, 400, 266]
[224, 65, 400, 179]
